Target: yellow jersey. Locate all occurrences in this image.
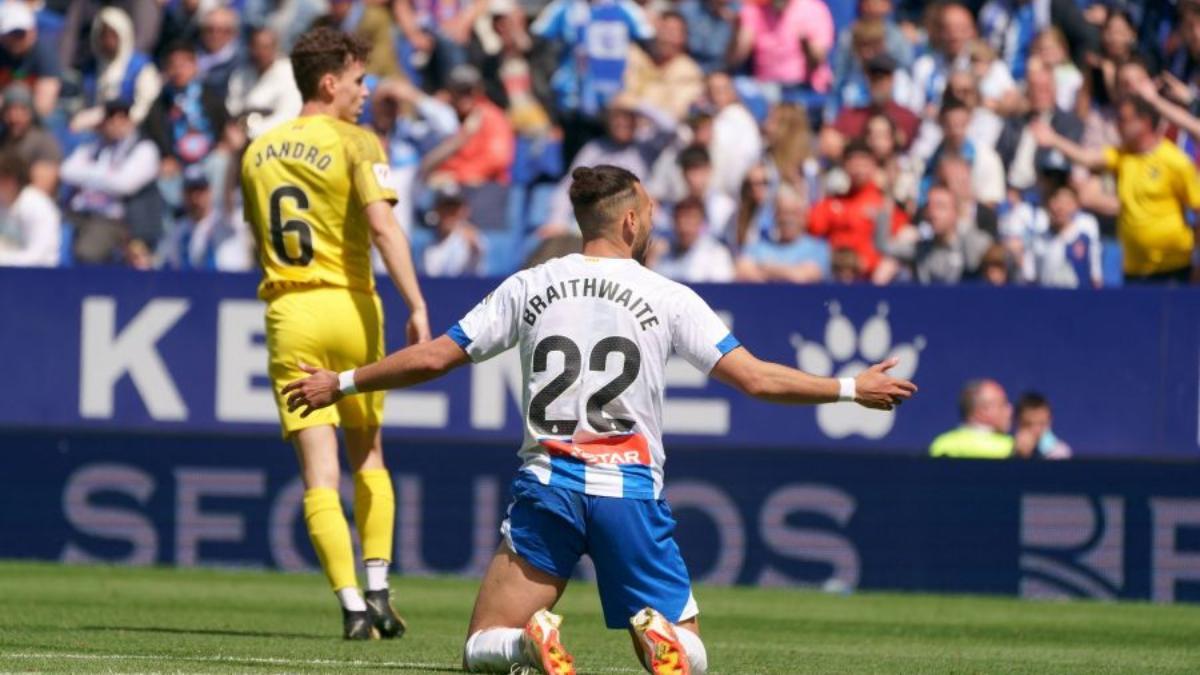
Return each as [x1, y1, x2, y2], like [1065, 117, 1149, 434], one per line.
[241, 114, 397, 300]
[1103, 139, 1200, 276]
[929, 427, 1013, 459]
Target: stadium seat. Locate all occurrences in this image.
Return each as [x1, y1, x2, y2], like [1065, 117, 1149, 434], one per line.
[395, 34, 424, 88]
[58, 220, 74, 268]
[511, 136, 564, 186]
[1101, 238, 1123, 287]
[825, 0, 856, 40]
[733, 77, 771, 125]
[462, 182, 511, 232]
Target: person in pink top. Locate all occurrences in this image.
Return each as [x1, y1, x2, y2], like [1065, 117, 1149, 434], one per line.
[732, 0, 835, 93]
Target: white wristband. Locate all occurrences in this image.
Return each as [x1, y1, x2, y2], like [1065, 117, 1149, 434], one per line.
[337, 369, 358, 396]
[837, 377, 856, 403]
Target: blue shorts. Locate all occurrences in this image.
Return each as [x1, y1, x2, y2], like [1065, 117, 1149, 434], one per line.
[502, 472, 697, 630]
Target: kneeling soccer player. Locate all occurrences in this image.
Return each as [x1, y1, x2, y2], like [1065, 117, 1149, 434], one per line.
[282, 165, 917, 673]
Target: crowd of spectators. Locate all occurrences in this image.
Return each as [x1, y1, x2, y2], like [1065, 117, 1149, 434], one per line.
[0, 0, 1198, 288]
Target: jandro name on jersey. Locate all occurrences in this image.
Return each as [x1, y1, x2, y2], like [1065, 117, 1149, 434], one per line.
[250, 139, 335, 172]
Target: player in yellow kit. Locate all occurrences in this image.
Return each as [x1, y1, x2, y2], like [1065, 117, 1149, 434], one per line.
[240, 27, 431, 640]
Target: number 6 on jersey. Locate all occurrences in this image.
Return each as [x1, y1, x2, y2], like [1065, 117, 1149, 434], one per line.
[270, 185, 314, 266]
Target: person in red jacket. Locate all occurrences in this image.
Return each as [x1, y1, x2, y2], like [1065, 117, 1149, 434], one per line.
[808, 139, 907, 278]
[422, 64, 515, 185]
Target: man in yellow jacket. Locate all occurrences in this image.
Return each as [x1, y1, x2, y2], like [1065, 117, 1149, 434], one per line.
[930, 379, 1014, 459]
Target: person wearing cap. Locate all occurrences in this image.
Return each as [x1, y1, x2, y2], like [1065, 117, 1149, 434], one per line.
[0, 0, 59, 118]
[420, 64, 515, 186]
[822, 51, 921, 160]
[0, 151, 60, 267]
[0, 82, 60, 195]
[829, 0, 914, 84]
[70, 6, 162, 133]
[60, 97, 163, 265]
[825, 19, 920, 123]
[420, 185, 486, 277]
[158, 164, 248, 271]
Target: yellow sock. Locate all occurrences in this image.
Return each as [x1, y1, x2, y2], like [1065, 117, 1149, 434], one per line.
[354, 469, 395, 563]
[303, 488, 358, 592]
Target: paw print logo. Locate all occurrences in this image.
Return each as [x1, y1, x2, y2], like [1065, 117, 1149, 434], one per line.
[790, 301, 925, 439]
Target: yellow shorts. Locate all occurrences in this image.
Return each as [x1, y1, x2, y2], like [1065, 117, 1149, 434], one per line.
[266, 286, 386, 438]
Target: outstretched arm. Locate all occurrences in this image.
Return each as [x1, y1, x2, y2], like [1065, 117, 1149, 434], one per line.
[281, 336, 471, 417]
[1134, 77, 1200, 141]
[1029, 119, 1108, 172]
[710, 348, 916, 411]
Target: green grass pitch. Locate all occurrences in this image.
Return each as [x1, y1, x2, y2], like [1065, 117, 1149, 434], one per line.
[1, 561, 1198, 673]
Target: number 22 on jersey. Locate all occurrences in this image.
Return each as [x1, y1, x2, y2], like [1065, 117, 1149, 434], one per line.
[529, 335, 641, 436]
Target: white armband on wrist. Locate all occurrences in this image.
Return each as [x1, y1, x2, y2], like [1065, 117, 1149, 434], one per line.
[838, 377, 856, 403]
[337, 369, 358, 396]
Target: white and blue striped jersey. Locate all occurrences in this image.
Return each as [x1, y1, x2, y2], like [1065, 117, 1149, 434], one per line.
[448, 254, 738, 499]
[531, 0, 655, 117]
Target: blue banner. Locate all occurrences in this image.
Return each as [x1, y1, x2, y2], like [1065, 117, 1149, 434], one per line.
[2, 267, 1198, 457]
[3, 431, 1198, 603]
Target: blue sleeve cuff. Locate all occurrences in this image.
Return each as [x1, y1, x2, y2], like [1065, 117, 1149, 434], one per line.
[447, 322, 472, 349]
[716, 333, 740, 355]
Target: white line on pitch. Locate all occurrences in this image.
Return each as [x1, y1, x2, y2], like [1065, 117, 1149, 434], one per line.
[0, 651, 645, 673]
